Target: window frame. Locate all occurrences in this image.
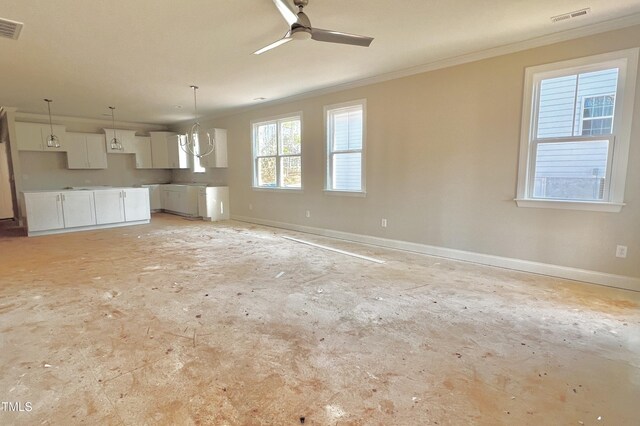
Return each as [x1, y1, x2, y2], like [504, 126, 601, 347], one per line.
[251, 112, 303, 191]
[324, 99, 367, 196]
[516, 48, 639, 212]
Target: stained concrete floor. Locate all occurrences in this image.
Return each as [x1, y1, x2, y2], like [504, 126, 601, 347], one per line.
[0, 213, 638, 425]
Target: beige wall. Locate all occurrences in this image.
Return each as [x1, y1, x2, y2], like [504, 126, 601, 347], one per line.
[182, 25, 640, 281]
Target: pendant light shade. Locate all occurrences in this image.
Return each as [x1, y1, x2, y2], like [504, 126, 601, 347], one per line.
[108, 106, 123, 151]
[43, 99, 60, 148]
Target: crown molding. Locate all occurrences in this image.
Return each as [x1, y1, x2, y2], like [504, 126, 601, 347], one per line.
[193, 13, 640, 123]
[14, 112, 168, 131]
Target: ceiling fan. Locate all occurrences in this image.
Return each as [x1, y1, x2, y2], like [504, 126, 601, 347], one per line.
[254, 0, 374, 55]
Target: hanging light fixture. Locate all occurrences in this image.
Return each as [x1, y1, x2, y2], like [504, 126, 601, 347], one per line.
[108, 106, 123, 151]
[179, 85, 214, 158]
[43, 99, 60, 148]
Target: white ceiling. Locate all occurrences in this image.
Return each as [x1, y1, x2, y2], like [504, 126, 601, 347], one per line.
[1, 0, 640, 124]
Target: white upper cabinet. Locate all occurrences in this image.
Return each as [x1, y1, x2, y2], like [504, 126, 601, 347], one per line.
[86, 134, 108, 169]
[133, 136, 153, 169]
[15, 122, 67, 152]
[199, 128, 228, 168]
[103, 128, 137, 153]
[66, 132, 107, 169]
[150, 131, 188, 169]
[150, 132, 171, 168]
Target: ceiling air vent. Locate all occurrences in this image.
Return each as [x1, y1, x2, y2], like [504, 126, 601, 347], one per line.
[551, 8, 591, 23]
[0, 18, 23, 40]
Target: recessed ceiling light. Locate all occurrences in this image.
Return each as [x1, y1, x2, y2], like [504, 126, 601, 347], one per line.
[253, 97, 267, 101]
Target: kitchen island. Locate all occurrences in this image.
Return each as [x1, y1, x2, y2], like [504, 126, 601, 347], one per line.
[22, 187, 150, 237]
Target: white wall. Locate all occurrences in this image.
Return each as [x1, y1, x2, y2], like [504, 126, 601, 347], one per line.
[180, 25, 640, 287]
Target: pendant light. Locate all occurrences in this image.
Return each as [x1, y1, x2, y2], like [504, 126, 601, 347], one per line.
[179, 85, 214, 158]
[108, 106, 123, 151]
[43, 99, 60, 148]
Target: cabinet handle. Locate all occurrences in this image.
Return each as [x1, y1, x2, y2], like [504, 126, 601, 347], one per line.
[61, 194, 65, 202]
[56, 194, 60, 202]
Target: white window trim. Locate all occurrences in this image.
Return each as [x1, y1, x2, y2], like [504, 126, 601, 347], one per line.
[516, 48, 639, 212]
[251, 111, 303, 192]
[324, 99, 367, 196]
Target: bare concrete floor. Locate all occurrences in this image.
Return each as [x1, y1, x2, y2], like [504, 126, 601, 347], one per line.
[0, 213, 638, 425]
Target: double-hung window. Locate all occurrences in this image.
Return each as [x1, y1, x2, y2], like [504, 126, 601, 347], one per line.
[516, 49, 639, 212]
[252, 114, 302, 189]
[325, 100, 366, 193]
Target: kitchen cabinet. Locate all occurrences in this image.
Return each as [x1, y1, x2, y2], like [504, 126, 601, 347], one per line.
[133, 136, 153, 169]
[94, 189, 125, 224]
[142, 184, 162, 211]
[66, 132, 108, 169]
[104, 128, 137, 153]
[23, 192, 65, 232]
[23, 190, 96, 233]
[15, 122, 67, 152]
[123, 188, 150, 221]
[60, 191, 96, 228]
[161, 185, 198, 216]
[199, 128, 228, 168]
[150, 132, 188, 169]
[23, 187, 151, 236]
[198, 186, 229, 221]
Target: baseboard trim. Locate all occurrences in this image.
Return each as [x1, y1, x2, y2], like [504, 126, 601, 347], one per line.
[231, 215, 640, 293]
[27, 220, 151, 237]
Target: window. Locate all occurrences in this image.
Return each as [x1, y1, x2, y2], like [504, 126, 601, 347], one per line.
[252, 114, 301, 189]
[190, 133, 206, 173]
[516, 49, 639, 212]
[325, 100, 366, 193]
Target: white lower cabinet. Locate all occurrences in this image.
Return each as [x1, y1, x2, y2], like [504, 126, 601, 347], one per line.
[60, 191, 96, 228]
[23, 192, 65, 232]
[94, 189, 125, 224]
[198, 186, 230, 221]
[123, 188, 150, 221]
[161, 185, 198, 216]
[23, 188, 150, 236]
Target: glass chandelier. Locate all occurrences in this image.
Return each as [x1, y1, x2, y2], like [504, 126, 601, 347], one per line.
[108, 106, 123, 151]
[43, 99, 60, 148]
[179, 85, 214, 158]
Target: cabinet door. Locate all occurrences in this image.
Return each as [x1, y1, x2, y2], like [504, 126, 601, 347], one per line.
[15, 122, 44, 151]
[24, 192, 64, 232]
[61, 191, 96, 228]
[104, 129, 137, 154]
[123, 189, 150, 222]
[167, 136, 189, 169]
[86, 134, 108, 169]
[66, 133, 89, 168]
[200, 128, 228, 168]
[94, 190, 125, 224]
[150, 132, 170, 168]
[204, 187, 230, 220]
[133, 136, 153, 168]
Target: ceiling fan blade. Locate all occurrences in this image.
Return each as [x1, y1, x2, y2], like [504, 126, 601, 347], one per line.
[272, 0, 298, 26]
[253, 35, 293, 55]
[311, 28, 373, 47]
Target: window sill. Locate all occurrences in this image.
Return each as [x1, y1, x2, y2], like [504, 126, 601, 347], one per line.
[323, 189, 366, 198]
[252, 186, 303, 193]
[514, 198, 624, 212]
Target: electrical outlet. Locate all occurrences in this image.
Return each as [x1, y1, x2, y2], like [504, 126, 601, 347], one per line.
[616, 245, 627, 258]
[381, 218, 388, 228]
[306, 210, 311, 218]
[249, 203, 253, 211]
